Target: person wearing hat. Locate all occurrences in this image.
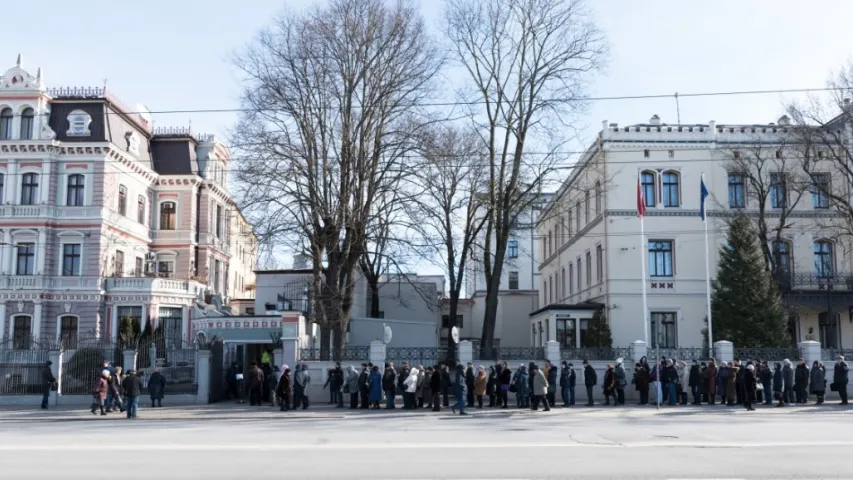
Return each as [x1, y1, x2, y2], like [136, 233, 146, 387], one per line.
[834, 356, 849, 405]
[40, 360, 56, 410]
[148, 367, 166, 408]
[121, 370, 142, 419]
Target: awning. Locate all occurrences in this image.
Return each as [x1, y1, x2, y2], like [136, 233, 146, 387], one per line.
[196, 328, 281, 343]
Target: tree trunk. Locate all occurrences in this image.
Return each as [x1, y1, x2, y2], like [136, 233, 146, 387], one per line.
[368, 277, 381, 318]
[480, 277, 501, 359]
[333, 323, 345, 361]
[446, 290, 460, 362]
[319, 324, 331, 362]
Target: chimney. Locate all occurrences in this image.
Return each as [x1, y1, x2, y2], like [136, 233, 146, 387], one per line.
[649, 114, 661, 126]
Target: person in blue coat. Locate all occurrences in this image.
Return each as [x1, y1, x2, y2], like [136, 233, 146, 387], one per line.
[452, 364, 468, 415]
[368, 365, 383, 409]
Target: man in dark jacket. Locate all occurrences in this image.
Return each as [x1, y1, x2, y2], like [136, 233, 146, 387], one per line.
[782, 360, 795, 405]
[247, 362, 265, 406]
[835, 356, 849, 405]
[688, 360, 702, 405]
[383, 362, 397, 409]
[545, 361, 558, 407]
[759, 361, 773, 405]
[148, 368, 166, 408]
[452, 364, 468, 415]
[358, 363, 370, 409]
[794, 359, 809, 404]
[323, 362, 344, 407]
[121, 370, 142, 419]
[734, 360, 745, 405]
[440, 363, 451, 407]
[582, 360, 597, 406]
[40, 361, 55, 410]
[773, 362, 784, 407]
[498, 362, 512, 408]
[465, 363, 475, 407]
[430, 364, 442, 412]
[560, 361, 571, 407]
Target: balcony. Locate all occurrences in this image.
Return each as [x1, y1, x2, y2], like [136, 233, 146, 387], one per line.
[201, 233, 228, 253]
[0, 275, 100, 290]
[776, 273, 853, 309]
[106, 277, 202, 296]
[151, 230, 194, 243]
[0, 205, 105, 220]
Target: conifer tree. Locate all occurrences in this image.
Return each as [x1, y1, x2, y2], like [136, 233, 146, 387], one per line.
[582, 309, 613, 348]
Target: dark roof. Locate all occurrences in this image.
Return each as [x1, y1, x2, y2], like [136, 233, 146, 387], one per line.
[528, 302, 604, 317]
[150, 136, 197, 175]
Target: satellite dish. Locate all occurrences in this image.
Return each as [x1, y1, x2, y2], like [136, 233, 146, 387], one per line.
[383, 324, 393, 344]
[451, 326, 460, 345]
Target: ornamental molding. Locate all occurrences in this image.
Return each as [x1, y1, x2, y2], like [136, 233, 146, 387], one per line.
[192, 317, 296, 331]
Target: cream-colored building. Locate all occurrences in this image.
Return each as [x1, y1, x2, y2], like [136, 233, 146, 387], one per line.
[228, 210, 257, 305]
[532, 114, 853, 350]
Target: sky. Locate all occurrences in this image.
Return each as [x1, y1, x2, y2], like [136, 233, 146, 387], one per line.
[2, 0, 851, 270]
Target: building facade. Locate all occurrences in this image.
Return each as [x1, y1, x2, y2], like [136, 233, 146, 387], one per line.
[533, 115, 853, 349]
[0, 57, 256, 348]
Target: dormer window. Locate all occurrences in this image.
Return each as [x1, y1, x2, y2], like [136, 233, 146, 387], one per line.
[66, 110, 92, 137]
[125, 131, 139, 155]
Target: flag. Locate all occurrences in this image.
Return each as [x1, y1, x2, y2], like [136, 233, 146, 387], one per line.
[700, 175, 709, 221]
[637, 177, 646, 218]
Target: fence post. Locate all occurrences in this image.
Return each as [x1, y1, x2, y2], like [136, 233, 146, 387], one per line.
[49, 350, 62, 407]
[369, 340, 386, 366]
[632, 340, 647, 364]
[714, 340, 733, 363]
[546, 340, 560, 364]
[799, 340, 821, 365]
[196, 349, 211, 404]
[122, 350, 137, 372]
[458, 340, 473, 366]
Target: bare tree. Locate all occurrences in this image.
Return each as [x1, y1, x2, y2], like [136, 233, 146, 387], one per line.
[231, 0, 442, 357]
[359, 188, 408, 318]
[407, 124, 486, 359]
[444, 0, 607, 352]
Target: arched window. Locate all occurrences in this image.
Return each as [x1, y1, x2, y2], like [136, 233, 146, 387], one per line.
[814, 240, 834, 277]
[20, 108, 34, 140]
[641, 171, 656, 207]
[58, 315, 79, 349]
[66, 174, 85, 206]
[662, 171, 680, 207]
[21, 172, 38, 205]
[0, 108, 12, 140]
[160, 202, 176, 230]
[137, 195, 146, 224]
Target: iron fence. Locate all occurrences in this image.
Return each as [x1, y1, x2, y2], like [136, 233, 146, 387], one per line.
[560, 347, 633, 362]
[59, 336, 121, 395]
[386, 347, 448, 368]
[0, 338, 51, 395]
[821, 348, 853, 361]
[732, 347, 803, 361]
[299, 346, 371, 362]
[476, 346, 545, 361]
[645, 347, 711, 362]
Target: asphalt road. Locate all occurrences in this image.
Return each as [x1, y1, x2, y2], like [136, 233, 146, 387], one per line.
[1, 406, 851, 479]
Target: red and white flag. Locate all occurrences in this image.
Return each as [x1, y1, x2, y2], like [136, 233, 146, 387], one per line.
[637, 177, 646, 218]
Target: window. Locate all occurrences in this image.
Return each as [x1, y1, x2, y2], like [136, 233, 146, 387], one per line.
[158, 261, 174, 278]
[137, 196, 146, 224]
[579, 318, 590, 347]
[215, 204, 224, 238]
[556, 318, 576, 348]
[569, 263, 574, 294]
[246, 308, 255, 315]
[662, 171, 679, 207]
[584, 190, 590, 222]
[728, 173, 745, 208]
[16, 243, 35, 275]
[575, 203, 581, 231]
[772, 240, 792, 281]
[20, 108, 34, 140]
[509, 271, 519, 290]
[160, 202, 176, 230]
[532, 324, 537, 346]
[118, 185, 127, 215]
[770, 173, 787, 208]
[585, 251, 592, 286]
[554, 271, 559, 299]
[814, 240, 834, 278]
[561, 268, 566, 297]
[567, 211, 573, 237]
[643, 149, 650, 158]
[62, 244, 81, 276]
[59, 316, 78, 349]
[114, 250, 125, 276]
[159, 307, 184, 347]
[775, 150, 783, 159]
[596, 245, 603, 283]
[547, 231, 552, 256]
[508, 240, 518, 259]
[668, 150, 675, 159]
[66, 110, 92, 136]
[441, 315, 464, 328]
[641, 171, 656, 207]
[577, 257, 583, 291]
[12, 316, 32, 349]
[21, 172, 38, 205]
[648, 240, 674, 277]
[66, 174, 85, 206]
[117, 306, 142, 333]
[650, 312, 677, 348]
[812, 174, 830, 209]
[214, 260, 222, 292]
[0, 173, 4, 202]
[548, 276, 553, 304]
[0, 108, 11, 140]
[595, 181, 602, 215]
[819, 312, 839, 349]
[135, 257, 144, 276]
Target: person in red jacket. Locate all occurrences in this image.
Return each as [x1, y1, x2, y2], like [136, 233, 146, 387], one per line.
[90, 370, 110, 416]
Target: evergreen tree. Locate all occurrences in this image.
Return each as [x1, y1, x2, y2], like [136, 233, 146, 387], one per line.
[582, 309, 613, 348]
[711, 215, 789, 347]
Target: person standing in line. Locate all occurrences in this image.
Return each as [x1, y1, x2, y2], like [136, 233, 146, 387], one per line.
[663, 360, 678, 406]
[452, 364, 468, 415]
[465, 362, 475, 408]
[583, 360, 597, 406]
[743, 364, 756, 411]
[499, 362, 512, 408]
[513, 364, 529, 408]
[247, 362, 265, 406]
[614, 359, 627, 406]
[106, 366, 125, 413]
[527, 362, 536, 407]
[382, 362, 397, 409]
[422, 366, 432, 409]
[474, 366, 487, 409]
[358, 363, 370, 409]
[90, 370, 110, 416]
[760, 361, 773, 405]
[430, 365, 442, 412]
[545, 361, 558, 407]
[121, 370, 142, 419]
[398, 362, 411, 409]
[531, 365, 550, 412]
[677, 361, 690, 405]
[725, 362, 738, 407]
[794, 358, 810, 404]
[810, 360, 826, 405]
[294, 364, 310, 410]
[416, 365, 426, 409]
[773, 362, 784, 407]
[403, 367, 420, 410]
[560, 361, 571, 407]
[781, 359, 794, 405]
[635, 360, 649, 405]
[688, 360, 702, 405]
[734, 360, 745, 405]
[368, 365, 383, 409]
[602, 364, 615, 406]
[834, 356, 849, 405]
[440, 363, 451, 407]
[148, 368, 166, 408]
[40, 360, 55, 410]
[346, 365, 360, 409]
[705, 359, 717, 405]
[486, 366, 497, 407]
[276, 367, 293, 411]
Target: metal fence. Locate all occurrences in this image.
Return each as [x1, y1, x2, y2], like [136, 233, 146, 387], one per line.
[560, 347, 634, 362]
[475, 346, 545, 361]
[386, 347, 448, 368]
[59, 336, 121, 395]
[732, 347, 803, 361]
[0, 338, 51, 395]
[644, 347, 711, 362]
[136, 338, 198, 395]
[821, 348, 853, 361]
[299, 346, 371, 362]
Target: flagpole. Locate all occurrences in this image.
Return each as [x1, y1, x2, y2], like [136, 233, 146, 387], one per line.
[702, 172, 714, 353]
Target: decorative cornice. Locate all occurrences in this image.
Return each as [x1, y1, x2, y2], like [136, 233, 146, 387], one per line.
[606, 209, 844, 219]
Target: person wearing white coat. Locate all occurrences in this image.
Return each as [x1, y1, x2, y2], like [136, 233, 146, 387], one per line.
[403, 368, 420, 411]
[677, 361, 690, 405]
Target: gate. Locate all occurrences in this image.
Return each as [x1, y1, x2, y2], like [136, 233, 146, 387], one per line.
[137, 333, 198, 395]
[60, 336, 120, 395]
[208, 339, 225, 403]
[0, 338, 51, 395]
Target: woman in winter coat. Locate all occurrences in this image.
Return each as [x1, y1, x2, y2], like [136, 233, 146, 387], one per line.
[148, 368, 166, 408]
[498, 362, 512, 408]
[725, 363, 738, 406]
[345, 366, 360, 409]
[635, 360, 650, 405]
[486, 366, 497, 407]
[794, 360, 810, 404]
[276, 368, 293, 411]
[403, 368, 420, 410]
[810, 360, 826, 405]
[676, 361, 689, 405]
[527, 362, 536, 406]
[422, 367, 432, 409]
[531, 365, 550, 411]
[759, 361, 773, 405]
[474, 366, 488, 408]
[90, 370, 110, 415]
[743, 364, 757, 411]
[452, 364, 468, 415]
[602, 364, 616, 406]
[772, 362, 784, 407]
[782, 359, 795, 404]
[415, 366, 426, 409]
[688, 360, 702, 405]
[368, 365, 383, 409]
[705, 360, 718, 405]
[514, 365, 530, 408]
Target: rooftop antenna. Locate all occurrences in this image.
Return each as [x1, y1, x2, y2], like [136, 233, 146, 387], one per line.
[16, 54, 21, 68]
[102, 78, 108, 92]
[674, 92, 681, 124]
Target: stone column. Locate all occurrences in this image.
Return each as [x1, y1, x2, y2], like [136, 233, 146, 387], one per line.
[281, 339, 298, 370]
[110, 305, 119, 343]
[714, 340, 733, 364]
[49, 350, 62, 406]
[369, 340, 386, 367]
[32, 300, 42, 341]
[196, 349, 211, 404]
[3, 229, 12, 276]
[632, 340, 648, 364]
[122, 350, 137, 372]
[6, 161, 16, 205]
[273, 348, 284, 368]
[458, 340, 473, 366]
[546, 340, 561, 364]
[40, 161, 51, 205]
[0, 302, 6, 341]
[799, 340, 821, 366]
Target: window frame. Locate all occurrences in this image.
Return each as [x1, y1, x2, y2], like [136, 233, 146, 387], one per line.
[118, 185, 127, 216]
[650, 311, 678, 348]
[21, 172, 39, 205]
[58, 315, 79, 348]
[157, 260, 175, 278]
[11, 315, 32, 349]
[770, 172, 787, 209]
[727, 172, 746, 208]
[641, 171, 656, 208]
[66, 174, 85, 206]
[159, 201, 177, 230]
[661, 170, 680, 208]
[0, 108, 12, 140]
[508, 270, 519, 290]
[114, 250, 125, 277]
[20, 108, 34, 140]
[648, 240, 674, 277]
[137, 195, 146, 224]
[508, 239, 518, 259]
[16, 242, 35, 275]
[594, 181, 602, 215]
[812, 173, 830, 209]
[596, 244, 603, 283]
[61, 243, 82, 276]
[813, 240, 834, 278]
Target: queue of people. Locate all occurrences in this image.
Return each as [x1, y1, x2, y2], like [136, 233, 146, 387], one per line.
[73, 358, 165, 419]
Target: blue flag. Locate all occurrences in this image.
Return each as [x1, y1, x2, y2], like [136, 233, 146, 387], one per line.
[700, 176, 709, 221]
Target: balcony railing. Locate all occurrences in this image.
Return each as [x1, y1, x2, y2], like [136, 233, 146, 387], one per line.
[105, 277, 197, 295]
[776, 273, 853, 293]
